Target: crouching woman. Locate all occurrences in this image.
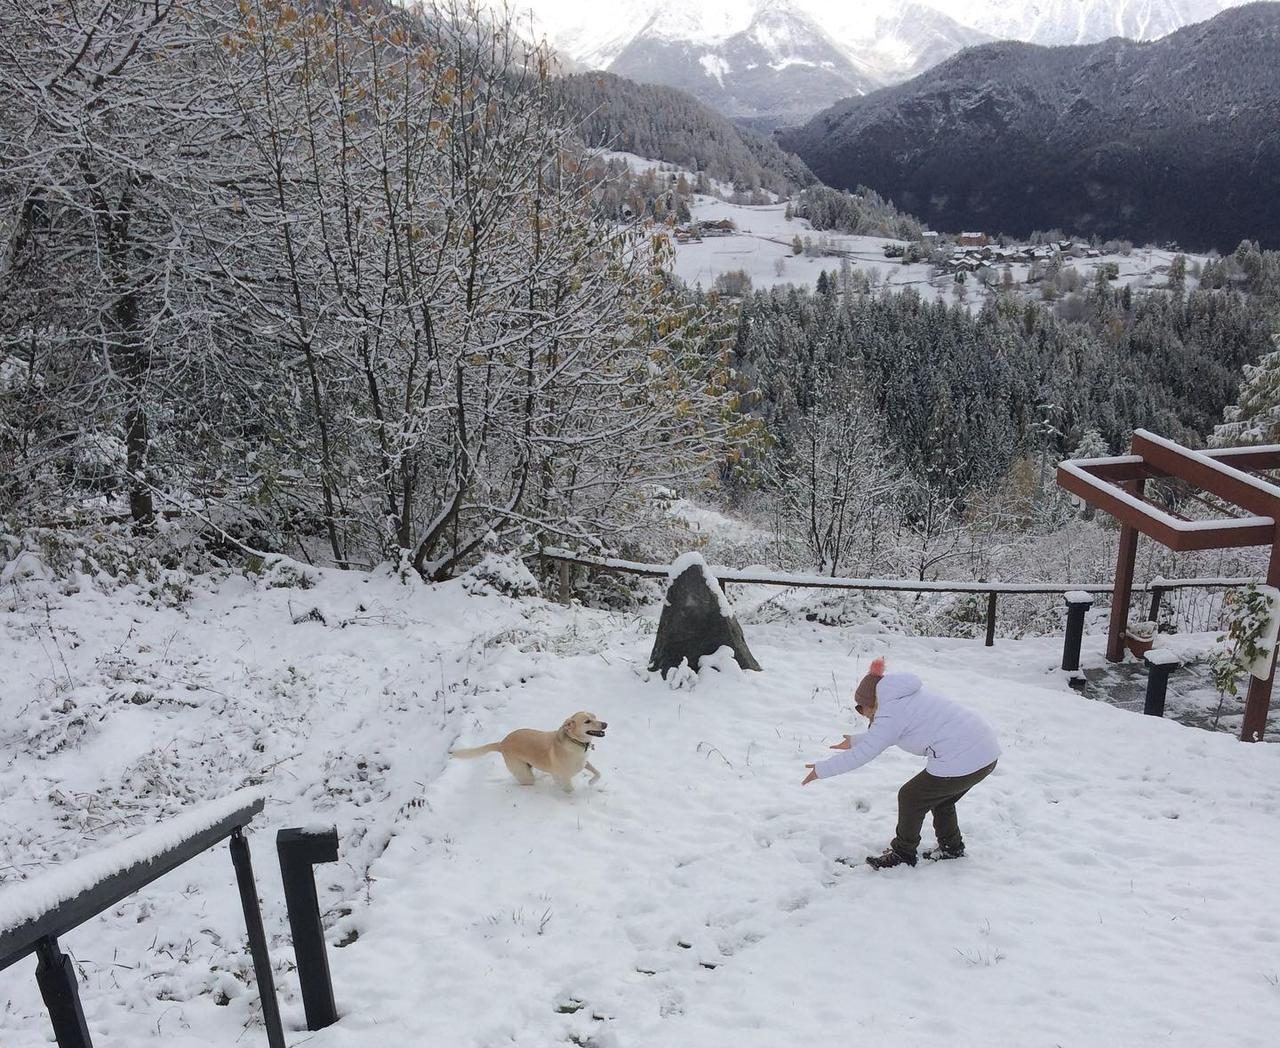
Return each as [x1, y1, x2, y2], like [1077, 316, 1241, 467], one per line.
[802, 658, 1000, 870]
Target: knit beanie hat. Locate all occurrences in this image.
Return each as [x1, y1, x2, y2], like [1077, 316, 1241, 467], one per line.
[854, 656, 886, 707]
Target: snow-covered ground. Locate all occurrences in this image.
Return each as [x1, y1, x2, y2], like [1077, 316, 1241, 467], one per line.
[673, 195, 1210, 308]
[3, 551, 1280, 1048]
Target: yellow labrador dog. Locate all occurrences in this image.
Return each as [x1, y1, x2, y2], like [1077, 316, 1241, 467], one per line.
[449, 712, 607, 791]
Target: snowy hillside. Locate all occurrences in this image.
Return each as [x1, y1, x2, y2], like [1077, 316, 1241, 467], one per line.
[3, 540, 1280, 1047]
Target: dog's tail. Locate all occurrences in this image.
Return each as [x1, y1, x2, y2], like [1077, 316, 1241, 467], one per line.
[449, 742, 501, 759]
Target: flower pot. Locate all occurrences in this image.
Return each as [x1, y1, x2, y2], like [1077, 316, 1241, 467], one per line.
[1124, 631, 1154, 659]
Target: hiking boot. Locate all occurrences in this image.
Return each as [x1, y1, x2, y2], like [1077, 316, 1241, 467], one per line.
[866, 847, 917, 870]
[922, 844, 966, 862]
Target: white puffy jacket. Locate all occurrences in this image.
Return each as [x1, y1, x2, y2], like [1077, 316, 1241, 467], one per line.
[814, 671, 1000, 780]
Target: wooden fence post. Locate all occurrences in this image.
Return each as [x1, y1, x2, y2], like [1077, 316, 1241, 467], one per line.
[984, 593, 997, 647]
[1061, 593, 1094, 672]
[1241, 527, 1280, 741]
[558, 561, 571, 605]
[1142, 650, 1181, 717]
[1147, 585, 1165, 625]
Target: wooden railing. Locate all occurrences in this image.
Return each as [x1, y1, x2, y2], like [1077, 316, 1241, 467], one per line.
[539, 548, 1258, 647]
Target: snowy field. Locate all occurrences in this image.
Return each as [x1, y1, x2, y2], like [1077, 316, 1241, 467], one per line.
[3, 554, 1280, 1047]
[672, 196, 1209, 307]
[597, 149, 1210, 306]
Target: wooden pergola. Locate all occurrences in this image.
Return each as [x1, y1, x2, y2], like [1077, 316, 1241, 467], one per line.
[1057, 429, 1280, 742]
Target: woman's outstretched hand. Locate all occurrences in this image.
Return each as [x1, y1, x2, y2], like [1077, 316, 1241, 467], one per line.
[801, 763, 818, 785]
[829, 735, 853, 750]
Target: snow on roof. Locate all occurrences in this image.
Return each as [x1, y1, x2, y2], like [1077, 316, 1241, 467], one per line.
[1057, 460, 1276, 533]
[0, 788, 264, 937]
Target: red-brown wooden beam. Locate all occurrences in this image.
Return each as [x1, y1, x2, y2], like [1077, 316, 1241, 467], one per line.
[1106, 479, 1144, 662]
[1078, 456, 1160, 483]
[1131, 430, 1280, 519]
[1201, 444, 1280, 472]
[1241, 524, 1280, 741]
[1056, 463, 1275, 550]
[1067, 443, 1280, 490]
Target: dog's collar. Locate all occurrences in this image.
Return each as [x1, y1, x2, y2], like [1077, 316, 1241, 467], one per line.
[565, 735, 591, 751]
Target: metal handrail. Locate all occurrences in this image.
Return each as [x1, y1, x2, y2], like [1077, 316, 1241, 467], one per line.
[0, 789, 281, 1048]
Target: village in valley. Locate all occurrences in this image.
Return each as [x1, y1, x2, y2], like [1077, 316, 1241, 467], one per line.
[604, 152, 1207, 309]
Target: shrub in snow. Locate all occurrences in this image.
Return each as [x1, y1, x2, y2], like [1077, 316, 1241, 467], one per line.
[258, 557, 319, 591]
[1209, 584, 1278, 728]
[0, 549, 51, 583]
[665, 657, 699, 690]
[580, 567, 663, 611]
[0, 522, 205, 607]
[461, 553, 541, 598]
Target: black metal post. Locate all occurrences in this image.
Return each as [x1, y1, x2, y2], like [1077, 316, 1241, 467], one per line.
[984, 593, 997, 647]
[277, 827, 340, 1031]
[1061, 593, 1094, 672]
[34, 937, 93, 1048]
[1143, 651, 1181, 717]
[230, 828, 286, 1048]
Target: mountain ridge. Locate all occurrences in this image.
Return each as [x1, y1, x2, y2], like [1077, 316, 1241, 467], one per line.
[512, 0, 1256, 125]
[777, 3, 1280, 250]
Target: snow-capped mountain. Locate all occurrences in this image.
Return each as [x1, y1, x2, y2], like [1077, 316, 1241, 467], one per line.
[822, 2, 995, 86]
[922, 0, 1242, 47]
[509, 0, 1259, 125]
[604, 1, 880, 126]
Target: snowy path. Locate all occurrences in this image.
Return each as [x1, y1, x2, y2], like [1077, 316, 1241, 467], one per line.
[315, 625, 1280, 1048]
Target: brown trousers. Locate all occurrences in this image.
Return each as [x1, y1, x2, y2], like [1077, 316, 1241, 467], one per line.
[891, 760, 997, 858]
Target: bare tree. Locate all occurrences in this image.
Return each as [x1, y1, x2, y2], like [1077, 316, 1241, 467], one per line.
[0, 0, 231, 527]
[762, 369, 900, 576]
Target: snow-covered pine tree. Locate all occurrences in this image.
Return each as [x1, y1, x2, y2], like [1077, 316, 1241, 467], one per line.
[1211, 334, 1280, 447]
[1069, 427, 1110, 460]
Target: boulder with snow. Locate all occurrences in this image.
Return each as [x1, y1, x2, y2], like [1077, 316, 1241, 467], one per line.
[647, 553, 760, 677]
